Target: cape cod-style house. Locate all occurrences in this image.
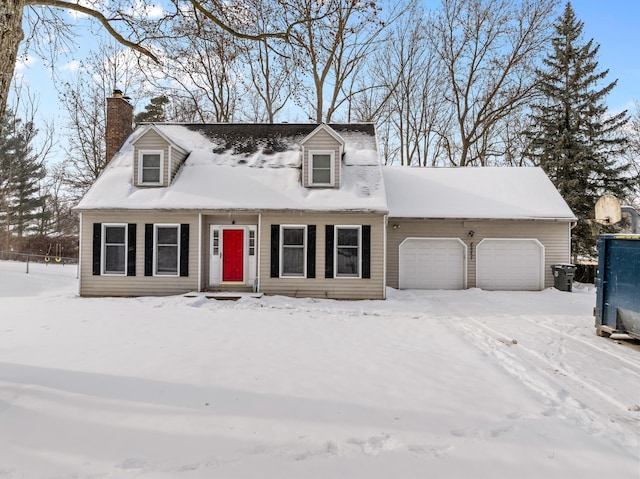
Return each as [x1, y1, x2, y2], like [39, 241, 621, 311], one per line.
[74, 92, 576, 299]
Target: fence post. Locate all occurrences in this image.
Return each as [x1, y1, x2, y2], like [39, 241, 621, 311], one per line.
[26, 254, 29, 274]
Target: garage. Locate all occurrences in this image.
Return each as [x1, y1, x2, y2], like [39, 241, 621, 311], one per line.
[399, 238, 467, 289]
[476, 239, 544, 291]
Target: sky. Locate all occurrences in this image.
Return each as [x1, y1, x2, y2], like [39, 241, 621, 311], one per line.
[572, 0, 640, 113]
[11, 0, 640, 166]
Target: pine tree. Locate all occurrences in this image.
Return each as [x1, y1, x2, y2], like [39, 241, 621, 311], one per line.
[134, 96, 170, 125]
[524, 2, 632, 259]
[0, 110, 47, 250]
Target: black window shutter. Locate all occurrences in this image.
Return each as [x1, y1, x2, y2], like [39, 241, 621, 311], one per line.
[92, 223, 102, 275]
[127, 224, 136, 276]
[180, 224, 189, 277]
[362, 225, 371, 279]
[270, 224, 280, 278]
[307, 225, 316, 278]
[325, 225, 334, 278]
[144, 224, 153, 276]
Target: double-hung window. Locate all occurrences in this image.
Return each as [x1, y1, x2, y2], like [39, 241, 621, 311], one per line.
[103, 224, 127, 275]
[281, 226, 306, 277]
[310, 151, 334, 186]
[155, 225, 179, 275]
[139, 151, 163, 185]
[336, 226, 360, 277]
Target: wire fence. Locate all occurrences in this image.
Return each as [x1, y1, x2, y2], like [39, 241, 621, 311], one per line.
[0, 251, 79, 276]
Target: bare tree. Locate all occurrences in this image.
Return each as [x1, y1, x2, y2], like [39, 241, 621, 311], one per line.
[1, 0, 324, 133]
[58, 41, 149, 200]
[625, 101, 640, 208]
[1, 0, 163, 131]
[156, 11, 244, 123]
[37, 162, 77, 235]
[283, 0, 395, 123]
[429, 0, 557, 166]
[239, 0, 297, 123]
[364, 6, 451, 166]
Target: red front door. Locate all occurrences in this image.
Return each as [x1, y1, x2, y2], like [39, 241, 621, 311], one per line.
[222, 229, 244, 282]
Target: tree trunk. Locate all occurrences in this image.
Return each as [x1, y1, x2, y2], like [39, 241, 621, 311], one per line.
[0, 0, 25, 134]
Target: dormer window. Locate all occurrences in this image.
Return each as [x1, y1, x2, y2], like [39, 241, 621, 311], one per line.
[300, 124, 344, 189]
[310, 151, 335, 186]
[139, 150, 163, 185]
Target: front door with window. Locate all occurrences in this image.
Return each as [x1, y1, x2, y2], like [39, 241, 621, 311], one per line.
[209, 225, 257, 287]
[222, 229, 244, 282]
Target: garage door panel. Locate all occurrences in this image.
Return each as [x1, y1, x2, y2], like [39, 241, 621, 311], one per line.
[399, 238, 466, 290]
[477, 239, 544, 291]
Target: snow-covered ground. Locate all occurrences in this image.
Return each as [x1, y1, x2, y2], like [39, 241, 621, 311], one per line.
[0, 260, 638, 478]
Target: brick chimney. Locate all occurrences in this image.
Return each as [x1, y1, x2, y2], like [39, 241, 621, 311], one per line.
[106, 89, 133, 164]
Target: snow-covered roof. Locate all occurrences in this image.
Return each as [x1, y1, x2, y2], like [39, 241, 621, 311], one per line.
[76, 123, 388, 213]
[383, 166, 576, 220]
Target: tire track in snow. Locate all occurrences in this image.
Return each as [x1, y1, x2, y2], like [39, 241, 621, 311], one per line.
[464, 317, 633, 413]
[450, 316, 639, 453]
[517, 315, 640, 374]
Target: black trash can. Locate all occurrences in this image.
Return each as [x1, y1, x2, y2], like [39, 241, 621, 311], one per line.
[551, 264, 577, 292]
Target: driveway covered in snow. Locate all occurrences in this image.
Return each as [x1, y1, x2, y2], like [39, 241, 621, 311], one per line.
[0, 261, 638, 478]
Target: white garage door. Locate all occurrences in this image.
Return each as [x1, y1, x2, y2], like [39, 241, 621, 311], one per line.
[476, 239, 544, 291]
[399, 238, 467, 289]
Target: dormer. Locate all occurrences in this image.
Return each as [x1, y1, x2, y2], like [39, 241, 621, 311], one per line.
[300, 124, 345, 189]
[130, 125, 189, 187]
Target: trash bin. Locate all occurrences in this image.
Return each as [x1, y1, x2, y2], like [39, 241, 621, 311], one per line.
[551, 264, 577, 292]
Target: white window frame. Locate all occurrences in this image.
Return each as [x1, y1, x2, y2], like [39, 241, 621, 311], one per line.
[102, 223, 127, 276]
[154, 223, 180, 276]
[309, 150, 335, 186]
[212, 228, 220, 256]
[249, 229, 256, 256]
[138, 150, 164, 186]
[280, 225, 307, 278]
[335, 225, 361, 278]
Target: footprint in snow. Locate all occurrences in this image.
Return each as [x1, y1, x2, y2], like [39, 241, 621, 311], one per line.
[118, 458, 147, 470]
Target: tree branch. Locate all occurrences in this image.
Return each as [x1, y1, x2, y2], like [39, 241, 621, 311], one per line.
[24, 0, 160, 62]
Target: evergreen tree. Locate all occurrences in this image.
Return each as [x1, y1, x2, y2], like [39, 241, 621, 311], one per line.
[134, 96, 170, 125]
[0, 110, 47, 249]
[524, 2, 632, 259]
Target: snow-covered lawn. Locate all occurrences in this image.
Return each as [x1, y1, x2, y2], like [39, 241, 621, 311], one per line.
[0, 260, 638, 479]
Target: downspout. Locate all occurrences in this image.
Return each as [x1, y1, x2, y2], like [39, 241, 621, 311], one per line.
[198, 213, 202, 291]
[78, 212, 83, 289]
[383, 214, 387, 300]
[257, 213, 262, 293]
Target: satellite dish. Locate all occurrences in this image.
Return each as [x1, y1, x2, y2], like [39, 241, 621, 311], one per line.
[595, 195, 622, 225]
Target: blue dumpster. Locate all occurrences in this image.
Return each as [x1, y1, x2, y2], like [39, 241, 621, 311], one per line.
[595, 235, 640, 339]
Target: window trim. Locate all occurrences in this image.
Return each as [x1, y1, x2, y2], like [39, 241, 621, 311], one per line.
[309, 150, 335, 187]
[138, 150, 164, 186]
[249, 229, 256, 256]
[153, 223, 180, 276]
[102, 223, 127, 276]
[334, 225, 361, 278]
[280, 224, 307, 278]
